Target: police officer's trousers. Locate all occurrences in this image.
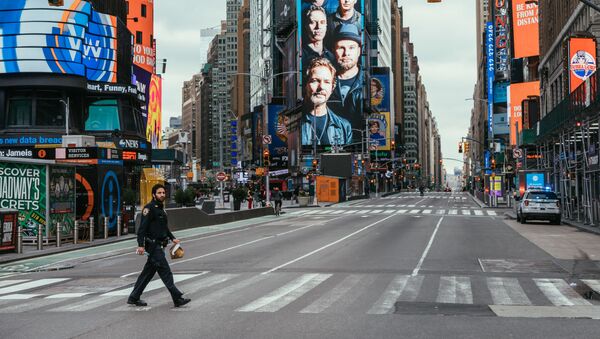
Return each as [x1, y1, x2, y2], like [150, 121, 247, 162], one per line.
[129, 245, 183, 302]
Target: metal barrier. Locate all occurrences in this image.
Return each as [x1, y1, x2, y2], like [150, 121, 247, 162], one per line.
[104, 217, 109, 239]
[17, 226, 22, 254]
[74, 220, 79, 245]
[56, 222, 61, 248]
[37, 224, 43, 251]
[117, 215, 122, 238]
[90, 217, 94, 242]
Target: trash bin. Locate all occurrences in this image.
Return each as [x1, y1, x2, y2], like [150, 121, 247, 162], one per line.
[201, 200, 216, 214]
[0, 209, 18, 253]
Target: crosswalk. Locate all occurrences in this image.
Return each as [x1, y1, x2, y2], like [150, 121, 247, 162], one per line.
[0, 272, 597, 315]
[382, 195, 468, 200]
[288, 208, 498, 217]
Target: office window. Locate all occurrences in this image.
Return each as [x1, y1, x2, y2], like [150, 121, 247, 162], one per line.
[136, 31, 143, 44]
[85, 99, 120, 131]
[141, 4, 147, 17]
[6, 90, 64, 128]
[7, 98, 33, 127]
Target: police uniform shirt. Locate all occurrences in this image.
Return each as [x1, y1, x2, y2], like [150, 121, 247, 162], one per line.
[137, 199, 175, 247]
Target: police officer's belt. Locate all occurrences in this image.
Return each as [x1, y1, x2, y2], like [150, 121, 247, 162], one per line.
[145, 238, 168, 248]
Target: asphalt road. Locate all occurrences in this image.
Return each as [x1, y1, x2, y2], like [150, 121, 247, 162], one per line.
[1, 192, 600, 339]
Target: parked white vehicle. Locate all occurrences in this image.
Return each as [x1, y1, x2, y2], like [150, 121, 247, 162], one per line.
[516, 190, 561, 224]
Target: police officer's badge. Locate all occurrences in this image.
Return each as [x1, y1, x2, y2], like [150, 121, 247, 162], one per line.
[143, 208, 150, 216]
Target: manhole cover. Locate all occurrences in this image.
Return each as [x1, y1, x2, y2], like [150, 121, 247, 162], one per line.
[479, 259, 566, 273]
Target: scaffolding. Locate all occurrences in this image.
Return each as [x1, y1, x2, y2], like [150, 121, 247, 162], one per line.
[535, 74, 600, 227]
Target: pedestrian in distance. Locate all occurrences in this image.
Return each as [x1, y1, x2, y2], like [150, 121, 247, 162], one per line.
[272, 187, 283, 216]
[247, 190, 253, 209]
[127, 184, 191, 308]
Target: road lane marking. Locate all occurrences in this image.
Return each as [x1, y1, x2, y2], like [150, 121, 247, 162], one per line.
[0, 294, 42, 300]
[461, 210, 471, 215]
[411, 217, 444, 276]
[368, 275, 409, 314]
[487, 211, 497, 216]
[422, 210, 432, 214]
[237, 274, 331, 312]
[437, 276, 473, 304]
[343, 210, 358, 214]
[396, 275, 424, 302]
[370, 210, 384, 214]
[409, 210, 421, 214]
[448, 209, 457, 215]
[534, 279, 591, 306]
[0, 278, 69, 295]
[474, 210, 484, 216]
[582, 279, 600, 295]
[435, 209, 445, 215]
[263, 214, 398, 274]
[395, 210, 408, 214]
[0, 279, 29, 288]
[487, 277, 531, 306]
[382, 210, 395, 214]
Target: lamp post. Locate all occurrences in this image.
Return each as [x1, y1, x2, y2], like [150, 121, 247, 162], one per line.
[59, 97, 70, 135]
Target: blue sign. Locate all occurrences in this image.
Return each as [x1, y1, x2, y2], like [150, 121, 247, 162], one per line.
[526, 173, 545, 190]
[493, 82, 509, 104]
[268, 104, 289, 165]
[101, 170, 121, 231]
[486, 22, 495, 138]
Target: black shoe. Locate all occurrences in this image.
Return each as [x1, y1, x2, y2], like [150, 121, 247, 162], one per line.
[127, 298, 148, 307]
[173, 297, 191, 307]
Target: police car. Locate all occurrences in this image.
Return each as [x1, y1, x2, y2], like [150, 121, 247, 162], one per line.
[516, 190, 561, 225]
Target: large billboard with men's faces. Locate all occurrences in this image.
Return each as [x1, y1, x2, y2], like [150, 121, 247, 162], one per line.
[298, 0, 365, 149]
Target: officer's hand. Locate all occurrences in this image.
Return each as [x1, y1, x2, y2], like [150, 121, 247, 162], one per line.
[172, 239, 181, 244]
[136, 247, 145, 255]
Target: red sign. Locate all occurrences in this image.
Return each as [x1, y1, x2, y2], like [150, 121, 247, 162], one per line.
[216, 172, 227, 182]
[569, 37, 597, 93]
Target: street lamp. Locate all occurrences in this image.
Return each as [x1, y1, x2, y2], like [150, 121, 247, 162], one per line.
[59, 97, 70, 136]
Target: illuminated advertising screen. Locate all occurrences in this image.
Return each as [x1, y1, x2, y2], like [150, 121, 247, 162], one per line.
[146, 74, 162, 149]
[0, 1, 118, 82]
[568, 37, 597, 93]
[368, 112, 391, 151]
[371, 68, 390, 112]
[268, 104, 289, 168]
[127, 0, 155, 73]
[508, 81, 539, 146]
[134, 64, 152, 127]
[298, 0, 364, 148]
[525, 172, 545, 190]
[511, 0, 539, 59]
[493, 0, 509, 80]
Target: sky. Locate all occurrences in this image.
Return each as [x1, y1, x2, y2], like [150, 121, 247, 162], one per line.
[154, 0, 477, 173]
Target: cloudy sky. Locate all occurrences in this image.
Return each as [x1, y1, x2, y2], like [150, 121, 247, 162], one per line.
[154, 0, 476, 173]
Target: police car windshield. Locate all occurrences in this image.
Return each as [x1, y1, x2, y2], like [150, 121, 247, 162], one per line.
[527, 191, 558, 200]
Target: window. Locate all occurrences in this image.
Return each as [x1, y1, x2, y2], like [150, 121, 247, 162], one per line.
[7, 99, 33, 127]
[36, 98, 64, 126]
[141, 4, 147, 17]
[85, 99, 120, 131]
[136, 31, 143, 44]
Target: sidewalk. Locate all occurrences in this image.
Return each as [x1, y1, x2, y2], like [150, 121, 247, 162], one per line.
[212, 198, 332, 213]
[468, 192, 513, 210]
[504, 209, 600, 236]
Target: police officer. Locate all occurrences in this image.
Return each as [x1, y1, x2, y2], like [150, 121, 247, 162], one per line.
[127, 184, 191, 307]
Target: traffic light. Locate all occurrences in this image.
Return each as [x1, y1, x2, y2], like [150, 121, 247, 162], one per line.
[263, 149, 270, 167]
[458, 142, 463, 153]
[391, 140, 396, 149]
[464, 142, 470, 153]
[491, 158, 496, 170]
[312, 159, 318, 171]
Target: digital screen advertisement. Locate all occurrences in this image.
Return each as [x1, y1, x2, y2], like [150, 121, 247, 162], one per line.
[298, 0, 364, 148]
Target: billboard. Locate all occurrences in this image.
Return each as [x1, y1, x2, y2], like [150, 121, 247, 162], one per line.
[368, 112, 391, 151]
[298, 0, 364, 148]
[0, 163, 47, 237]
[371, 68, 391, 112]
[486, 21, 495, 137]
[493, 0, 510, 80]
[511, 0, 539, 59]
[127, 0, 155, 73]
[508, 81, 539, 145]
[568, 37, 597, 93]
[525, 172, 545, 190]
[146, 74, 162, 149]
[49, 166, 75, 236]
[0, 1, 118, 82]
[134, 65, 152, 126]
[268, 104, 289, 168]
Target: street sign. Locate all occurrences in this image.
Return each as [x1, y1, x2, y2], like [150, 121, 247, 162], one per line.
[513, 148, 523, 159]
[216, 172, 227, 181]
[262, 135, 272, 145]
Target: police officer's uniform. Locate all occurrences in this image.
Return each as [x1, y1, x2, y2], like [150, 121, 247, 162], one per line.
[128, 199, 184, 304]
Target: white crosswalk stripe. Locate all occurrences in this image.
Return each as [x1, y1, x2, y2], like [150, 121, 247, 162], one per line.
[461, 210, 471, 215]
[534, 278, 592, 306]
[395, 210, 408, 214]
[474, 210, 484, 216]
[290, 208, 491, 217]
[437, 276, 473, 304]
[487, 211, 497, 216]
[0, 278, 69, 295]
[237, 274, 331, 313]
[102, 273, 205, 297]
[582, 279, 600, 295]
[422, 210, 432, 214]
[487, 277, 531, 306]
[300, 274, 364, 314]
[448, 209, 458, 215]
[0, 279, 29, 288]
[370, 210, 384, 214]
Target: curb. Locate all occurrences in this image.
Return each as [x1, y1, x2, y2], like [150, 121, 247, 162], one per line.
[504, 210, 600, 236]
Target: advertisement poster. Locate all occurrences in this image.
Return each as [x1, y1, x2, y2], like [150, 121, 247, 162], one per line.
[526, 172, 545, 190]
[0, 1, 117, 82]
[146, 74, 162, 149]
[252, 108, 264, 164]
[268, 105, 289, 168]
[511, 0, 539, 59]
[371, 69, 391, 112]
[0, 163, 47, 237]
[134, 65, 152, 127]
[97, 166, 122, 232]
[298, 0, 364, 147]
[568, 37, 597, 93]
[126, 0, 156, 74]
[508, 81, 539, 145]
[49, 166, 76, 236]
[368, 112, 391, 151]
